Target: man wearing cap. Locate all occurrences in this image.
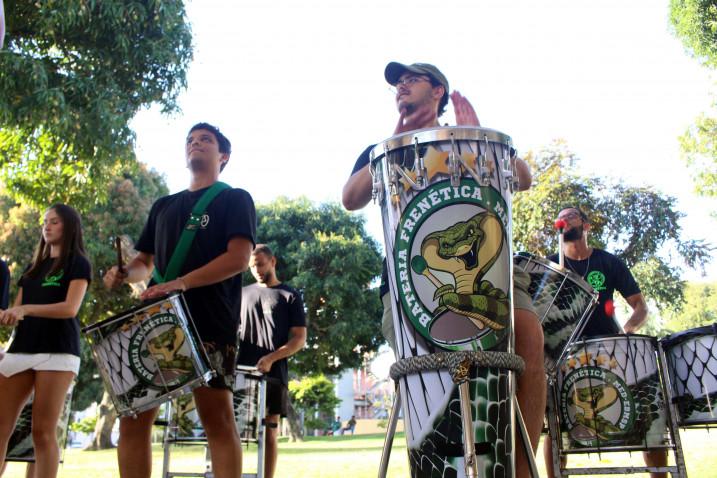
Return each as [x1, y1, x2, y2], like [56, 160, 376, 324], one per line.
[342, 61, 544, 478]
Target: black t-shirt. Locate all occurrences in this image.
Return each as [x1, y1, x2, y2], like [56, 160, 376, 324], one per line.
[547, 248, 640, 338]
[8, 255, 92, 356]
[238, 283, 306, 385]
[0, 259, 9, 310]
[350, 144, 390, 296]
[136, 186, 257, 345]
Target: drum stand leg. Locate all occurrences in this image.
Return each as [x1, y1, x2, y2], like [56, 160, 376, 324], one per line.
[514, 400, 540, 478]
[377, 385, 402, 478]
[458, 381, 479, 478]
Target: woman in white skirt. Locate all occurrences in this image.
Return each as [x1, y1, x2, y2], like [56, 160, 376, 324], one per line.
[0, 204, 91, 477]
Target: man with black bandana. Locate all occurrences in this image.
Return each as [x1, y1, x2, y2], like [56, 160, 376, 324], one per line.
[545, 206, 667, 478]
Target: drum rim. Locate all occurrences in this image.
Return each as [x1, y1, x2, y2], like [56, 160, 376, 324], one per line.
[369, 126, 513, 162]
[567, 333, 657, 347]
[513, 251, 598, 298]
[661, 323, 717, 347]
[82, 293, 184, 333]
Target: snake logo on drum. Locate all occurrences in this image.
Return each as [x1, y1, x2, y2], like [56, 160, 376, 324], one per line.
[129, 312, 195, 388]
[559, 359, 635, 447]
[394, 178, 511, 349]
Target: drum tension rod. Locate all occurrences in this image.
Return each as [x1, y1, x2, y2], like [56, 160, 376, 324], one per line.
[414, 136, 427, 188]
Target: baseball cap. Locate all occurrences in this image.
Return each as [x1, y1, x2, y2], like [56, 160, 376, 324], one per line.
[384, 62, 449, 94]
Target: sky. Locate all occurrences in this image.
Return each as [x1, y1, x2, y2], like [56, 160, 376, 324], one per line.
[130, 0, 717, 281]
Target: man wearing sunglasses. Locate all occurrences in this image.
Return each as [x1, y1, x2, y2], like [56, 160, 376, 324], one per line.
[342, 61, 544, 478]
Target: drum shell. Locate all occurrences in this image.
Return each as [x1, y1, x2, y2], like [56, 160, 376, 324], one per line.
[513, 252, 598, 375]
[166, 365, 265, 443]
[555, 334, 669, 452]
[82, 294, 212, 417]
[661, 325, 717, 427]
[6, 385, 74, 462]
[372, 126, 516, 477]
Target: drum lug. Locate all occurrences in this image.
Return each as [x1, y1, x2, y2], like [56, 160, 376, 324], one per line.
[449, 134, 461, 187]
[414, 136, 428, 188]
[370, 153, 384, 204]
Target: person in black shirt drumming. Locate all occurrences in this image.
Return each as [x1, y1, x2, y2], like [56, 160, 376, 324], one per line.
[239, 244, 306, 478]
[544, 206, 666, 478]
[0, 204, 91, 478]
[104, 123, 256, 478]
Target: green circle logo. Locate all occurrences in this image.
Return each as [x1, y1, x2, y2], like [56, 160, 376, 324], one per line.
[129, 312, 195, 389]
[587, 270, 606, 291]
[393, 179, 510, 350]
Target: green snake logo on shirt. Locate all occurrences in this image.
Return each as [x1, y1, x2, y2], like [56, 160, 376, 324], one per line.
[587, 271, 606, 291]
[42, 270, 64, 287]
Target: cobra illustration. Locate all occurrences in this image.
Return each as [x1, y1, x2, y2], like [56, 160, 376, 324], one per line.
[570, 385, 622, 439]
[144, 326, 193, 372]
[415, 212, 509, 332]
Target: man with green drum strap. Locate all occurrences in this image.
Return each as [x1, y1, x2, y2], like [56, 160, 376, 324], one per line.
[544, 206, 666, 478]
[342, 61, 545, 478]
[104, 123, 256, 478]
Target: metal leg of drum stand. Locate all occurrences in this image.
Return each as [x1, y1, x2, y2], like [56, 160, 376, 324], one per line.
[458, 381, 479, 478]
[515, 400, 540, 478]
[162, 402, 172, 478]
[377, 385, 402, 478]
[546, 379, 565, 478]
[657, 343, 688, 478]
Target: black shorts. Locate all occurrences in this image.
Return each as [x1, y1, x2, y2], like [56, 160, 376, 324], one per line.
[265, 377, 289, 417]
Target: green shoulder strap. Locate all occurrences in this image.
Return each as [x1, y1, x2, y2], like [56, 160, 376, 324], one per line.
[153, 181, 231, 284]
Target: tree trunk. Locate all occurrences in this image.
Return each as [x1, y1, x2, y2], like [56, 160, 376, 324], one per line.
[286, 399, 304, 442]
[85, 390, 117, 450]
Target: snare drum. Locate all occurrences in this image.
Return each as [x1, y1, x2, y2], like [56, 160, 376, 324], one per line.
[661, 325, 717, 427]
[371, 126, 517, 477]
[555, 334, 669, 452]
[6, 385, 74, 462]
[83, 294, 212, 417]
[513, 252, 598, 375]
[166, 365, 265, 443]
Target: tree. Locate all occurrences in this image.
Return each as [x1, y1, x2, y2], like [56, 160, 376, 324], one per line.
[0, 0, 191, 209]
[253, 197, 384, 377]
[661, 282, 717, 334]
[0, 162, 168, 449]
[670, 1, 717, 202]
[513, 140, 712, 311]
[288, 374, 341, 436]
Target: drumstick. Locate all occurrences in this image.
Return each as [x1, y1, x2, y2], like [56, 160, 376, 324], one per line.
[410, 256, 443, 288]
[115, 236, 125, 274]
[554, 219, 566, 267]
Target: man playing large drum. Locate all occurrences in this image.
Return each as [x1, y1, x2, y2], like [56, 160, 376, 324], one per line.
[342, 61, 545, 478]
[544, 206, 666, 478]
[104, 123, 256, 478]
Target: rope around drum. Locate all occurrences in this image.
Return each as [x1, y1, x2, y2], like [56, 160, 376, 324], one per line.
[389, 350, 525, 385]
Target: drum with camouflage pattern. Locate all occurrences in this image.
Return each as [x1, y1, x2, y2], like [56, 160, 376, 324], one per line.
[6, 385, 73, 462]
[83, 294, 213, 416]
[556, 334, 669, 452]
[371, 126, 518, 477]
[661, 325, 717, 427]
[513, 252, 598, 376]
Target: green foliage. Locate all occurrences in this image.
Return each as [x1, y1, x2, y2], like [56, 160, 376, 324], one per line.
[678, 110, 717, 199]
[0, 0, 191, 209]
[661, 282, 717, 334]
[289, 374, 341, 425]
[514, 140, 712, 311]
[254, 197, 383, 376]
[0, 163, 167, 410]
[670, 1, 717, 203]
[670, 0, 717, 69]
[69, 414, 97, 434]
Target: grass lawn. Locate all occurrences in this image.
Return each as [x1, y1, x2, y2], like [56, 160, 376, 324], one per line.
[2, 429, 716, 477]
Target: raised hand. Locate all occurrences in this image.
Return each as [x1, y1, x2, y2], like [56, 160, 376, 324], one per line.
[451, 90, 480, 126]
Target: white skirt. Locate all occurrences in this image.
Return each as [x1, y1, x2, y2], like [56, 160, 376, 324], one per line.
[0, 353, 80, 376]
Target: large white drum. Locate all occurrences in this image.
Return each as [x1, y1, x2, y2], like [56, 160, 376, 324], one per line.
[372, 126, 517, 478]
